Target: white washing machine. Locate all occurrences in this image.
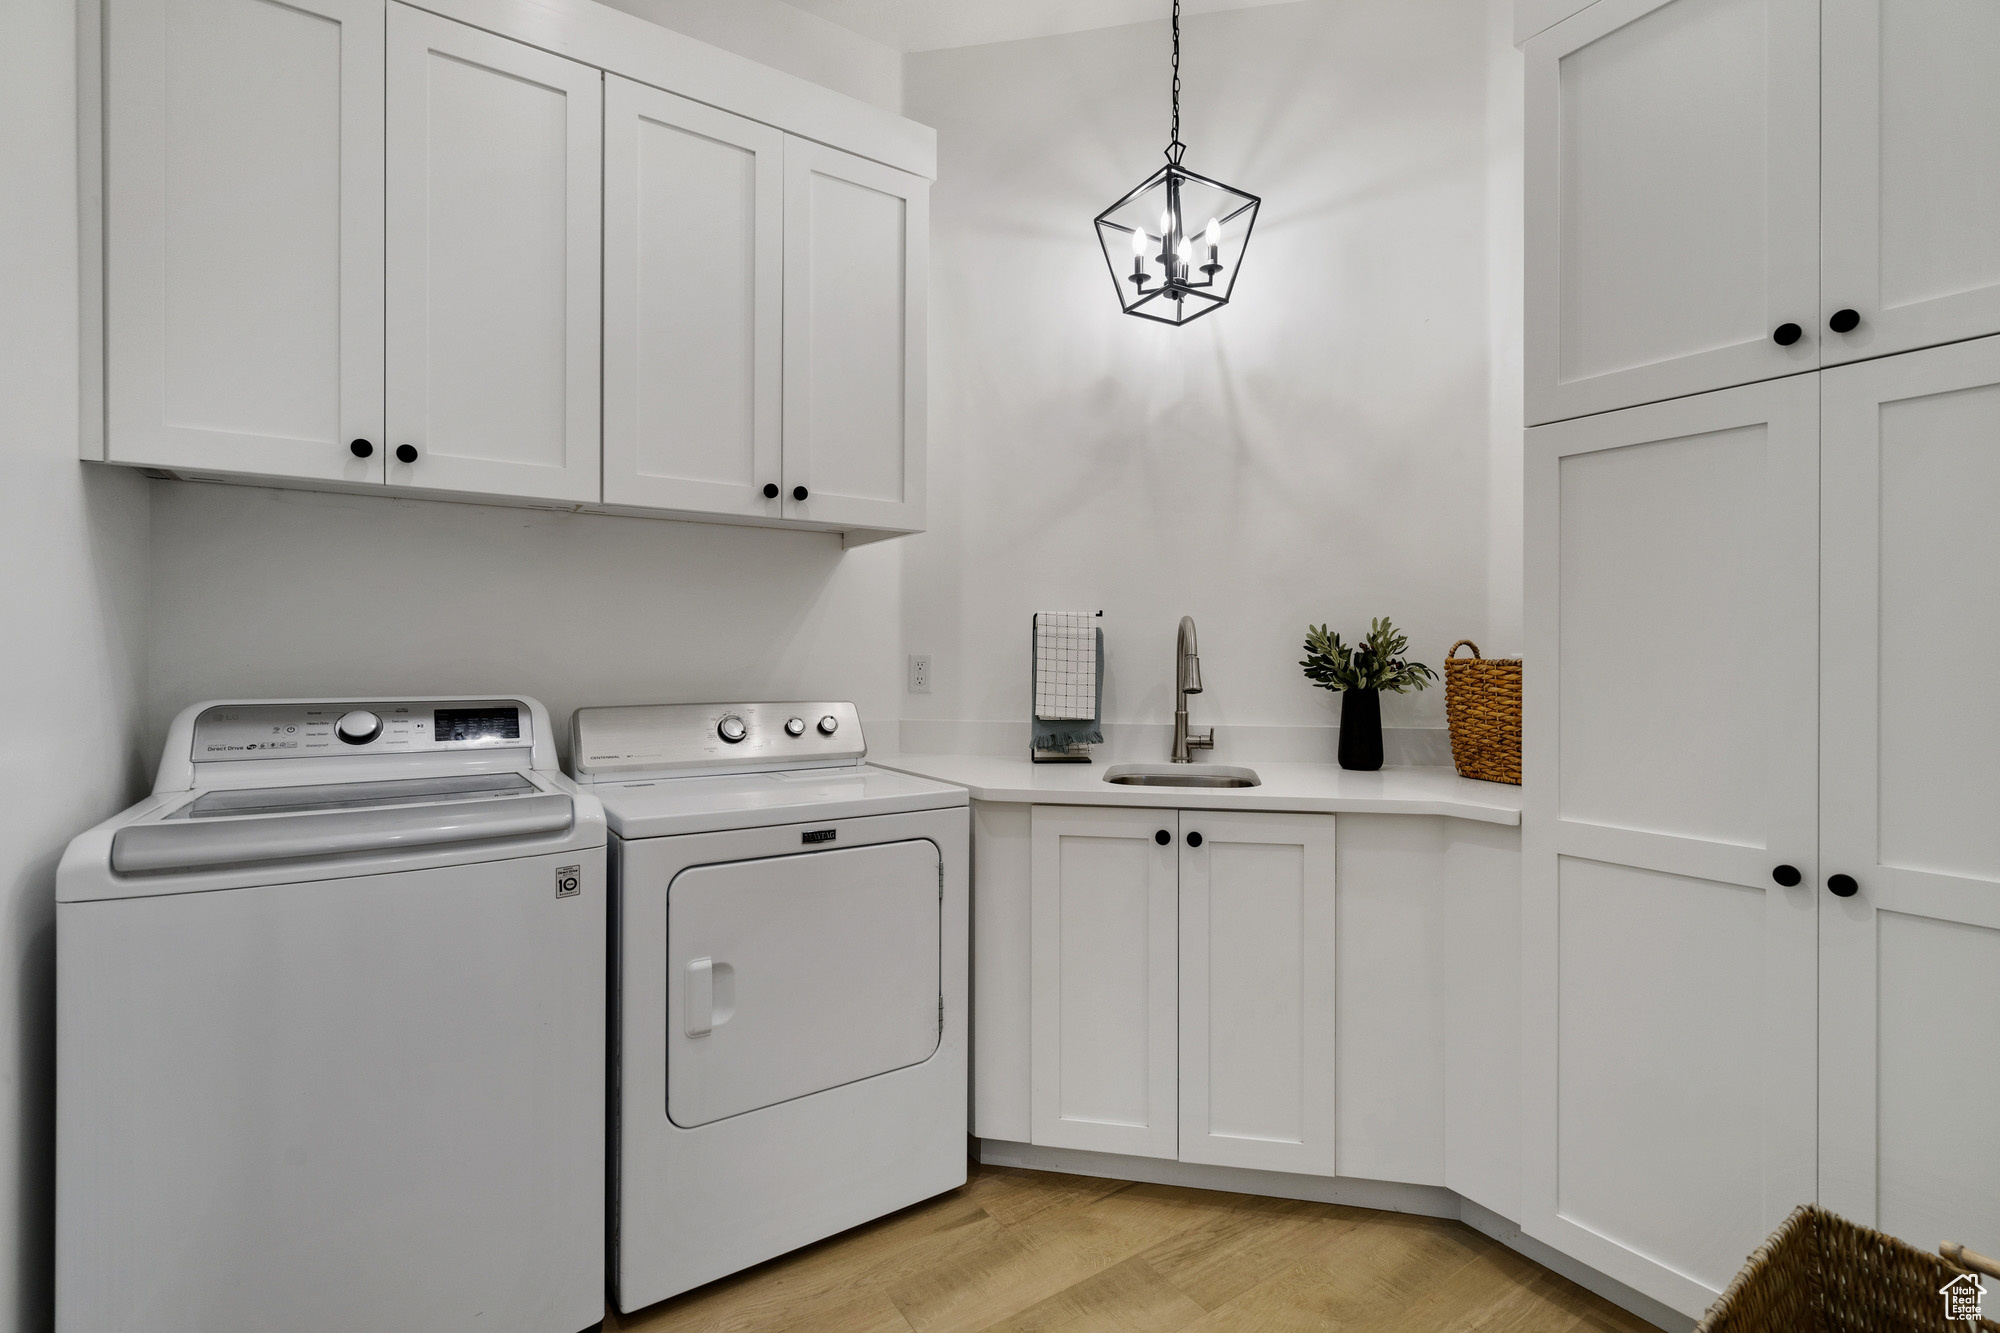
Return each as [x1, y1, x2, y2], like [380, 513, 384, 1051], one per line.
[568, 702, 968, 1312]
[57, 696, 607, 1333]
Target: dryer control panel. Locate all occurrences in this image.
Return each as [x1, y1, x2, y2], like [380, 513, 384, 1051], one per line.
[570, 702, 864, 780]
[191, 699, 533, 761]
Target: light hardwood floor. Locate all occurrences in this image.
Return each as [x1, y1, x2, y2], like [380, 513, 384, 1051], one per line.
[604, 1161, 1662, 1333]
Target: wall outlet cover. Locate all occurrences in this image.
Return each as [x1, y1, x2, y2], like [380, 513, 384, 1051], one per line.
[908, 654, 932, 693]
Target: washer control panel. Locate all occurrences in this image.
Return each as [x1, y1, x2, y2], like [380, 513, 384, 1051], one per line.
[570, 702, 864, 779]
[191, 699, 532, 761]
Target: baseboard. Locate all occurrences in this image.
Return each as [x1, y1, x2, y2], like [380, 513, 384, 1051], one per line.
[975, 1139, 1694, 1333]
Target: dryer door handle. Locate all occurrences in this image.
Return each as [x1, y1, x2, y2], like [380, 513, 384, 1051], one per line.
[684, 959, 736, 1037]
[686, 958, 714, 1037]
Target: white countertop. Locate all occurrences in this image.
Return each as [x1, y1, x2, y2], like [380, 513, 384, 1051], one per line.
[874, 754, 1523, 826]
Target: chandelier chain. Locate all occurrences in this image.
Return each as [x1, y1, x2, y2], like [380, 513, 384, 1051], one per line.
[1167, 0, 1185, 164]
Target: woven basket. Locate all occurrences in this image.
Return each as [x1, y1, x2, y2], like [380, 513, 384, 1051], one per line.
[1442, 640, 1521, 785]
[1695, 1204, 2000, 1332]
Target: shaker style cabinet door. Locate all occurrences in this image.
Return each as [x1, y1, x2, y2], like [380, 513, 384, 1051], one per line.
[602, 78, 784, 518]
[1520, 374, 1821, 1319]
[1820, 0, 2000, 366]
[1177, 811, 1337, 1175]
[1817, 335, 2000, 1259]
[385, 4, 602, 503]
[1029, 806, 1178, 1159]
[1524, 0, 1820, 425]
[104, 0, 384, 482]
[782, 138, 928, 533]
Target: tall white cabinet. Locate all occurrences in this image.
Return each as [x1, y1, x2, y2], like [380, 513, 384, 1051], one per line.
[1526, 0, 2000, 425]
[1525, 1, 2000, 1316]
[90, 0, 934, 541]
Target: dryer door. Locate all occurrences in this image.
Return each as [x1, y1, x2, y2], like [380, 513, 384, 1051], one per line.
[666, 838, 941, 1127]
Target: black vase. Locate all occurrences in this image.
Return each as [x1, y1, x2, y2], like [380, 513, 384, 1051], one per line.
[1337, 688, 1383, 771]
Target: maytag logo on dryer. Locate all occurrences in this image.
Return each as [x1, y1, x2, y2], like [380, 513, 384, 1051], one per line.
[555, 865, 582, 898]
[802, 829, 837, 845]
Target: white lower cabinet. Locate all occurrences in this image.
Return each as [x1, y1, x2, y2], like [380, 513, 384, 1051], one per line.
[1178, 811, 1338, 1174]
[1028, 806, 1179, 1157]
[1028, 806, 1337, 1170]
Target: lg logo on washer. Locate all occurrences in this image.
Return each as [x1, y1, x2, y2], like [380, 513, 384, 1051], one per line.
[801, 829, 836, 845]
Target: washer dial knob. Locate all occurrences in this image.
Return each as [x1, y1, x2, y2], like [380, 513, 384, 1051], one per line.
[785, 716, 806, 737]
[817, 714, 839, 736]
[334, 710, 382, 745]
[717, 715, 748, 743]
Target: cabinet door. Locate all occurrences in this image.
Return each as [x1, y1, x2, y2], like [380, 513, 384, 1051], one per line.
[105, 0, 384, 481]
[1818, 336, 2000, 1258]
[782, 138, 928, 532]
[1178, 811, 1337, 1175]
[1821, 0, 2000, 365]
[1522, 375, 1821, 1318]
[603, 78, 784, 518]
[1029, 806, 1177, 1158]
[1524, 0, 1819, 425]
[385, 5, 601, 503]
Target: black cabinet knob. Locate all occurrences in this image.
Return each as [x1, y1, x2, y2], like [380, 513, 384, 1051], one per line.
[349, 438, 374, 458]
[1829, 309, 1861, 334]
[1185, 831, 1203, 848]
[763, 483, 780, 499]
[1772, 323, 1802, 346]
[792, 485, 809, 502]
[395, 444, 419, 464]
[1827, 873, 1859, 898]
[1154, 829, 1171, 846]
[1772, 864, 1802, 887]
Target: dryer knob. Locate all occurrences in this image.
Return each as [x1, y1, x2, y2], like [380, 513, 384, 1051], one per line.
[785, 716, 807, 737]
[717, 715, 748, 743]
[334, 710, 382, 745]
[817, 715, 839, 736]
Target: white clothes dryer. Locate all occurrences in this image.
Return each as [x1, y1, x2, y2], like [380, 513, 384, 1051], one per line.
[57, 697, 606, 1333]
[568, 702, 968, 1312]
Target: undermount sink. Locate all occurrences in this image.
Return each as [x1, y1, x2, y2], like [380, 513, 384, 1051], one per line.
[1102, 764, 1262, 789]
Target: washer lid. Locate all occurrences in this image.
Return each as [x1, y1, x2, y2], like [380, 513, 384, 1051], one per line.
[592, 765, 965, 839]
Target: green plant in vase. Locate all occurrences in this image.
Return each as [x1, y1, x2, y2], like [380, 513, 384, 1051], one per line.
[1300, 618, 1436, 771]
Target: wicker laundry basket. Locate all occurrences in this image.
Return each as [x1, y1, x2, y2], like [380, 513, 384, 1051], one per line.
[1695, 1204, 2000, 1333]
[1442, 640, 1521, 785]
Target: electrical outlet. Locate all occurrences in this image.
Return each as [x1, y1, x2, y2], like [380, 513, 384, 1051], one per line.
[908, 654, 932, 694]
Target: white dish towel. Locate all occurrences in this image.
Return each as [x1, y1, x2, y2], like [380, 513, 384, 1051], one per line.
[1034, 612, 1098, 721]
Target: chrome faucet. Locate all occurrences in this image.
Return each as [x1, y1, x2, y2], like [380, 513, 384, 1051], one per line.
[1172, 616, 1214, 763]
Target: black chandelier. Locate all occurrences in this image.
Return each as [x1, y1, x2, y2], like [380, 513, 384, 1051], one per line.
[1094, 0, 1260, 326]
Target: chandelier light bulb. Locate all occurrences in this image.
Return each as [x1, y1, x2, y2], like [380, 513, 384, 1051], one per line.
[1160, 208, 1174, 237]
[1132, 225, 1149, 255]
[1205, 217, 1221, 247]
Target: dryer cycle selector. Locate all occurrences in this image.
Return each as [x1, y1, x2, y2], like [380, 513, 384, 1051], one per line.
[784, 717, 806, 737]
[717, 715, 748, 744]
[817, 715, 839, 736]
[334, 710, 382, 745]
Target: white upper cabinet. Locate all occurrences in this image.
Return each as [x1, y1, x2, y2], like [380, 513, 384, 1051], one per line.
[1529, 0, 2000, 422]
[1525, 0, 1820, 425]
[1816, 335, 2000, 1259]
[105, 0, 385, 482]
[1820, 0, 2000, 365]
[1029, 806, 1179, 1159]
[1177, 811, 1338, 1176]
[385, 5, 602, 504]
[783, 138, 928, 533]
[1521, 375, 1822, 1317]
[603, 78, 784, 518]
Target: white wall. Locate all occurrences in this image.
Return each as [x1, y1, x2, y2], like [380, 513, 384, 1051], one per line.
[0, 2, 152, 1328]
[142, 486, 904, 764]
[596, 0, 903, 111]
[900, 0, 1524, 759]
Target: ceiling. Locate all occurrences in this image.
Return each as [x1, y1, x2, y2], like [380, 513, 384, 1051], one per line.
[774, 0, 1302, 53]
